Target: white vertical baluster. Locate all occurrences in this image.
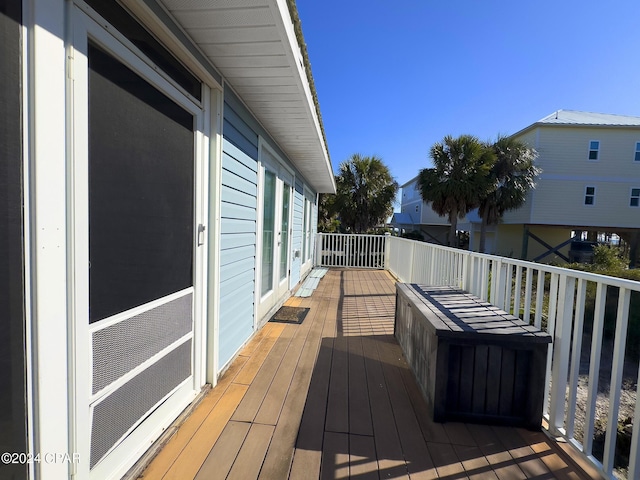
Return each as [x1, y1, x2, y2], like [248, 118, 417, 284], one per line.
[603, 288, 631, 475]
[583, 282, 607, 456]
[524, 267, 533, 324]
[543, 273, 559, 419]
[566, 278, 586, 440]
[549, 275, 575, 435]
[513, 265, 522, 318]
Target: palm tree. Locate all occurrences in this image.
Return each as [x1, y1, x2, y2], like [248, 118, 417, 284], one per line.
[333, 154, 398, 233]
[478, 136, 540, 253]
[417, 135, 495, 247]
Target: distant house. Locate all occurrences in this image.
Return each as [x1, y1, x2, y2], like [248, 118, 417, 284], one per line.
[1, 1, 334, 478]
[398, 110, 640, 263]
[393, 176, 471, 245]
[467, 110, 640, 263]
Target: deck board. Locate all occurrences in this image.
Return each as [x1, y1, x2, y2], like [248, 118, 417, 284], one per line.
[137, 269, 602, 480]
[194, 421, 249, 480]
[226, 423, 274, 480]
[231, 325, 295, 423]
[325, 336, 349, 434]
[258, 298, 331, 480]
[234, 322, 286, 385]
[320, 431, 349, 480]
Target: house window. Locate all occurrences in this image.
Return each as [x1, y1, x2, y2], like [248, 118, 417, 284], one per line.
[631, 188, 640, 207]
[584, 186, 595, 205]
[635, 142, 640, 162]
[415, 205, 419, 213]
[588, 141, 599, 161]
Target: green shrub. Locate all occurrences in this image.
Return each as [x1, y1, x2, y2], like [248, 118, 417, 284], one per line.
[592, 244, 628, 270]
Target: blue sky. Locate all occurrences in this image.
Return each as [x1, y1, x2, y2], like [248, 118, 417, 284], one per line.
[297, 0, 640, 192]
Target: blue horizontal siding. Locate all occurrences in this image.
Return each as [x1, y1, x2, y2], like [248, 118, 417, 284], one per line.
[223, 141, 258, 173]
[221, 186, 256, 210]
[221, 218, 256, 235]
[221, 232, 256, 251]
[222, 169, 257, 198]
[219, 103, 259, 369]
[223, 153, 257, 180]
[220, 271, 255, 300]
[223, 102, 258, 160]
[218, 306, 253, 369]
[220, 287, 254, 318]
[221, 202, 256, 222]
[220, 252, 254, 280]
[220, 245, 255, 267]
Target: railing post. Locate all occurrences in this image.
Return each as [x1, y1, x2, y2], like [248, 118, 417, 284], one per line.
[315, 233, 323, 266]
[408, 240, 415, 283]
[461, 253, 469, 291]
[548, 275, 575, 435]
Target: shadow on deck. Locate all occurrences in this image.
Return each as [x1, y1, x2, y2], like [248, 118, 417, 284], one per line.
[136, 269, 601, 480]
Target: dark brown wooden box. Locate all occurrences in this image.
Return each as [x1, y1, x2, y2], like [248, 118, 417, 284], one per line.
[394, 283, 552, 430]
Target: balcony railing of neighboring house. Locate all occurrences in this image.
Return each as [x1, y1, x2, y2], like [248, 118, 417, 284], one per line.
[315, 233, 640, 480]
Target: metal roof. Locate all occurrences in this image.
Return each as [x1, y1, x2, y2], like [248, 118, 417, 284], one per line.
[155, 0, 335, 193]
[537, 109, 640, 126]
[390, 212, 414, 225]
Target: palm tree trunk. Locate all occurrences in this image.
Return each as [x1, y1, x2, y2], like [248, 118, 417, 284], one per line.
[449, 209, 458, 247]
[479, 214, 488, 253]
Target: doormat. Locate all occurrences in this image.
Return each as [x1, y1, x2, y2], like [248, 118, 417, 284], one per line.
[269, 306, 310, 325]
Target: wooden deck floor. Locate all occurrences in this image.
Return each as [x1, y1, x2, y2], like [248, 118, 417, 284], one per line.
[137, 269, 601, 480]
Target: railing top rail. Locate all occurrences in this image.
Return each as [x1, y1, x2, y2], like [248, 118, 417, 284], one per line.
[318, 233, 389, 238]
[386, 236, 640, 292]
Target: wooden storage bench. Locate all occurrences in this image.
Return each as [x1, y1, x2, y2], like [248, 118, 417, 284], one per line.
[395, 283, 552, 430]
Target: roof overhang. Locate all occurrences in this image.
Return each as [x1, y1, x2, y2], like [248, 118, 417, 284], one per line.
[132, 0, 336, 193]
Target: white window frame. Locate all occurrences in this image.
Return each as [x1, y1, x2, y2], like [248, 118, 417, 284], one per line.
[588, 140, 600, 161]
[584, 186, 596, 206]
[630, 187, 640, 207]
[634, 142, 640, 162]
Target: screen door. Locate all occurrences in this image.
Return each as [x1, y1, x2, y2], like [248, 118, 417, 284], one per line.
[71, 9, 205, 476]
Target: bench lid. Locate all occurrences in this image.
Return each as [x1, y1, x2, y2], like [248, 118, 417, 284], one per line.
[397, 283, 552, 344]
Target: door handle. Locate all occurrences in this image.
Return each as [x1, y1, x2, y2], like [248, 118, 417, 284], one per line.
[197, 224, 206, 246]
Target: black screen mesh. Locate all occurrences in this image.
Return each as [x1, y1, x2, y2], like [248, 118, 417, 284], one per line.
[89, 43, 195, 322]
[0, 1, 27, 478]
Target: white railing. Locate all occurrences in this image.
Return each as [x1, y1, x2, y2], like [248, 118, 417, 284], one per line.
[387, 236, 640, 480]
[315, 233, 387, 269]
[315, 233, 640, 479]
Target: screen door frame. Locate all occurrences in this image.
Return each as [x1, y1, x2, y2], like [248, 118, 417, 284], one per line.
[69, 5, 208, 478]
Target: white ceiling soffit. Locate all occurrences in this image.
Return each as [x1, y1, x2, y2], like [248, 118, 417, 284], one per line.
[159, 0, 336, 194]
